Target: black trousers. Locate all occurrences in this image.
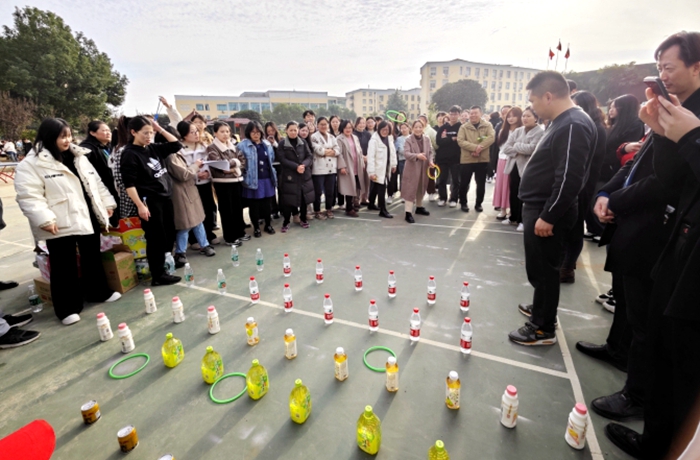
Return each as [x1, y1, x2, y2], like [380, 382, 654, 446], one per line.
[249, 197, 271, 230]
[313, 174, 336, 212]
[140, 197, 176, 280]
[621, 275, 653, 405]
[562, 190, 592, 270]
[509, 168, 523, 223]
[605, 271, 631, 361]
[369, 182, 387, 212]
[345, 176, 361, 212]
[437, 162, 461, 203]
[584, 180, 606, 236]
[189, 182, 217, 243]
[387, 167, 399, 197]
[213, 182, 245, 243]
[282, 195, 308, 226]
[46, 231, 112, 320]
[523, 203, 577, 332]
[459, 163, 488, 207]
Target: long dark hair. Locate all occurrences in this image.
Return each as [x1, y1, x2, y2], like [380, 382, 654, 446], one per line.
[264, 121, 280, 142]
[339, 119, 354, 134]
[244, 120, 265, 140]
[329, 115, 341, 136]
[497, 107, 523, 146]
[607, 94, 640, 139]
[377, 121, 390, 137]
[35, 118, 71, 161]
[176, 120, 195, 141]
[572, 91, 605, 126]
[126, 116, 152, 144]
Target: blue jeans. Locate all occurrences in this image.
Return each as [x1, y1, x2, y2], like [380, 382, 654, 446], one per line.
[175, 223, 208, 254]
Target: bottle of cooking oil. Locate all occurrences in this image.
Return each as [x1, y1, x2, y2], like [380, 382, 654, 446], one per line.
[245, 317, 259, 346]
[161, 333, 184, 368]
[357, 405, 381, 455]
[385, 356, 399, 392]
[201, 346, 224, 384]
[246, 359, 269, 400]
[284, 328, 297, 359]
[334, 347, 349, 381]
[289, 379, 312, 424]
[445, 371, 460, 409]
[428, 440, 450, 459]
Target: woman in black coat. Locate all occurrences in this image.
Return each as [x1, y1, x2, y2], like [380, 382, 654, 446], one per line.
[278, 121, 315, 232]
[80, 120, 119, 226]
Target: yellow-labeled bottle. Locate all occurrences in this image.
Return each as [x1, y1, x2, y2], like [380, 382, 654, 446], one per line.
[357, 405, 381, 455]
[246, 359, 269, 400]
[201, 346, 224, 384]
[445, 371, 460, 409]
[161, 333, 184, 368]
[334, 347, 349, 381]
[385, 356, 399, 392]
[284, 328, 297, 359]
[289, 379, 312, 424]
[428, 440, 450, 459]
[246, 317, 259, 346]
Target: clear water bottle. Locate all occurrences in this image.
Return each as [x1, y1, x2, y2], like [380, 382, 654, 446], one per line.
[323, 293, 334, 324]
[368, 299, 378, 332]
[28, 284, 43, 313]
[387, 270, 396, 298]
[283, 253, 291, 277]
[255, 248, 264, 272]
[460, 317, 473, 354]
[283, 283, 293, 312]
[249, 276, 260, 304]
[164, 252, 175, 275]
[216, 269, 226, 294]
[184, 263, 194, 287]
[460, 281, 470, 312]
[230, 245, 240, 267]
[409, 308, 421, 342]
[316, 259, 324, 284]
[427, 276, 437, 305]
[354, 265, 363, 291]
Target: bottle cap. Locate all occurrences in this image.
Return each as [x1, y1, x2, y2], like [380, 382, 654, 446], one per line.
[286, 328, 293, 335]
[429, 276, 435, 280]
[284, 283, 290, 288]
[506, 385, 517, 396]
[336, 347, 344, 354]
[217, 268, 223, 273]
[370, 299, 376, 304]
[250, 276, 255, 281]
[252, 359, 259, 366]
[284, 253, 289, 257]
[448, 371, 458, 381]
[463, 281, 469, 286]
[247, 317, 254, 323]
[387, 356, 396, 365]
[574, 403, 588, 415]
[413, 307, 419, 313]
[435, 440, 445, 450]
[143, 289, 151, 294]
[389, 270, 394, 274]
[464, 317, 471, 323]
[206, 346, 213, 352]
[256, 248, 261, 251]
[172, 296, 179, 302]
[118, 323, 127, 330]
[207, 306, 215, 312]
[324, 293, 330, 298]
[364, 405, 373, 415]
[295, 379, 302, 387]
[317, 258, 322, 262]
[356, 265, 360, 269]
[97, 312, 105, 319]
[166, 332, 172, 339]
[185, 263, 190, 268]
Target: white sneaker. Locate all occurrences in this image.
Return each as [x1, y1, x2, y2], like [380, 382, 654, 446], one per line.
[429, 193, 439, 202]
[496, 210, 507, 219]
[387, 196, 393, 205]
[105, 292, 122, 303]
[437, 200, 446, 207]
[449, 201, 457, 208]
[62, 314, 81, 325]
[516, 223, 524, 232]
[501, 218, 512, 225]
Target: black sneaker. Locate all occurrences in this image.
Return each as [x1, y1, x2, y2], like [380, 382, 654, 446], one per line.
[0, 281, 19, 291]
[3, 313, 33, 329]
[415, 207, 430, 216]
[474, 205, 483, 212]
[0, 328, 41, 349]
[152, 274, 182, 286]
[603, 298, 616, 313]
[239, 234, 251, 241]
[508, 322, 557, 346]
[518, 303, 533, 317]
[461, 205, 470, 213]
[174, 253, 188, 269]
[596, 289, 613, 304]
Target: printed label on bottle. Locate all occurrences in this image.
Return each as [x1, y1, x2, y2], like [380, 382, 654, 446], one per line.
[231, 254, 239, 262]
[335, 360, 348, 380]
[388, 286, 396, 295]
[256, 259, 264, 266]
[120, 337, 133, 353]
[247, 327, 258, 345]
[410, 327, 420, 337]
[29, 295, 40, 306]
[185, 274, 193, 283]
[460, 298, 470, 307]
[208, 316, 220, 333]
[99, 324, 112, 340]
[283, 265, 291, 275]
[369, 318, 378, 328]
[446, 386, 460, 408]
[284, 300, 293, 310]
[250, 291, 260, 301]
[355, 279, 363, 288]
[427, 291, 436, 301]
[460, 338, 472, 349]
[316, 273, 323, 281]
[285, 340, 297, 359]
[218, 281, 226, 290]
[386, 372, 399, 391]
[324, 311, 334, 321]
[145, 300, 157, 313]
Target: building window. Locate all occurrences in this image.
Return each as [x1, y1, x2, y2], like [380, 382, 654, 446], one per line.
[482, 81, 487, 88]
[239, 102, 249, 110]
[369, 99, 373, 104]
[218, 115, 227, 119]
[411, 95, 415, 101]
[519, 82, 523, 90]
[430, 66, 436, 76]
[205, 115, 210, 120]
[484, 69, 489, 77]
[362, 99, 366, 104]
[380, 104, 385, 110]
[475, 68, 480, 78]
[518, 94, 523, 101]
[491, 82, 496, 89]
[491, 93, 495, 100]
[505, 93, 509, 100]
[430, 80, 436, 89]
[507, 71, 511, 78]
[411, 103, 415, 109]
[498, 93, 501, 100]
[363, 106, 366, 112]
[459, 66, 463, 75]
[465, 67, 471, 76]
[379, 95, 384, 102]
[205, 104, 210, 111]
[261, 103, 271, 111]
[196, 104, 204, 111]
[520, 71, 524, 79]
[442, 66, 449, 76]
[216, 104, 227, 112]
[228, 102, 238, 111]
[498, 82, 502, 89]
[506, 82, 510, 90]
[490, 105, 495, 112]
[499, 70, 503, 78]
[362, 91, 366, 96]
[250, 102, 260, 112]
[527, 72, 531, 80]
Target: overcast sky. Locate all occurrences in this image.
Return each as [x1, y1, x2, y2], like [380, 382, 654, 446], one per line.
[2, 0, 699, 114]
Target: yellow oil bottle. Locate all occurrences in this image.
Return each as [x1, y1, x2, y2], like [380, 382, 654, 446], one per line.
[246, 359, 269, 400]
[201, 346, 224, 384]
[428, 440, 450, 459]
[289, 379, 312, 424]
[161, 333, 184, 368]
[357, 405, 381, 455]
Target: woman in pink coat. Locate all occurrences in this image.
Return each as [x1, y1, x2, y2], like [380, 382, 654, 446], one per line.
[401, 120, 434, 223]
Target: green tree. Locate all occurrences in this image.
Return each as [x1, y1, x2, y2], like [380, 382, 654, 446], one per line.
[0, 7, 128, 126]
[386, 90, 408, 114]
[316, 104, 357, 121]
[566, 62, 657, 105]
[430, 79, 488, 112]
[263, 103, 307, 126]
[232, 110, 262, 122]
[0, 91, 36, 140]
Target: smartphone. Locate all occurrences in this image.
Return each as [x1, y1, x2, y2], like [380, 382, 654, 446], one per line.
[643, 76, 670, 100]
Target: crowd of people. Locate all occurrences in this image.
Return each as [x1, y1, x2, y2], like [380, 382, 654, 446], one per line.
[0, 30, 699, 460]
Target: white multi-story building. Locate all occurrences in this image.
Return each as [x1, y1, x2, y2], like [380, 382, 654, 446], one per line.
[345, 88, 421, 119]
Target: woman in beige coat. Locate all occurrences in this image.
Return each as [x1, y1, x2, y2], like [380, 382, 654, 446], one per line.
[169, 121, 215, 268]
[336, 120, 368, 217]
[401, 120, 435, 223]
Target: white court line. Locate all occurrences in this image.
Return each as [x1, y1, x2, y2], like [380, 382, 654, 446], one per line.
[333, 216, 381, 223]
[441, 217, 516, 226]
[386, 222, 521, 236]
[556, 320, 604, 459]
[0, 239, 35, 249]
[185, 283, 569, 380]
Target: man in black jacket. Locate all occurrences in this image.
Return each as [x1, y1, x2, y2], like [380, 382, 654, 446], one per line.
[435, 105, 462, 207]
[603, 31, 700, 460]
[508, 71, 597, 346]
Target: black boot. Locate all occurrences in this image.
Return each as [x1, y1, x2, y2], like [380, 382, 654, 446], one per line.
[379, 208, 393, 219]
[415, 207, 430, 216]
[405, 212, 415, 223]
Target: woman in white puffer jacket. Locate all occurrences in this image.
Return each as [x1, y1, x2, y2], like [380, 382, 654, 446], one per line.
[15, 118, 121, 326]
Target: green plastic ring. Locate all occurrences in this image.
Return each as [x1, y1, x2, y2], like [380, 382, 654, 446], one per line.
[363, 346, 397, 373]
[108, 353, 150, 379]
[209, 372, 248, 404]
[385, 110, 407, 124]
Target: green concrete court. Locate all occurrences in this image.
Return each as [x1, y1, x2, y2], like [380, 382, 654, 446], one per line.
[0, 181, 638, 459]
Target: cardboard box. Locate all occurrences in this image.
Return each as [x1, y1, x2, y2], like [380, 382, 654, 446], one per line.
[101, 244, 139, 294]
[115, 217, 142, 233]
[107, 228, 147, 259]
[33, 277, 52, 306]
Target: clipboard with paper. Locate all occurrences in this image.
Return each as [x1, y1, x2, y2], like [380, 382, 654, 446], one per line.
[203, 160, 231, 171]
